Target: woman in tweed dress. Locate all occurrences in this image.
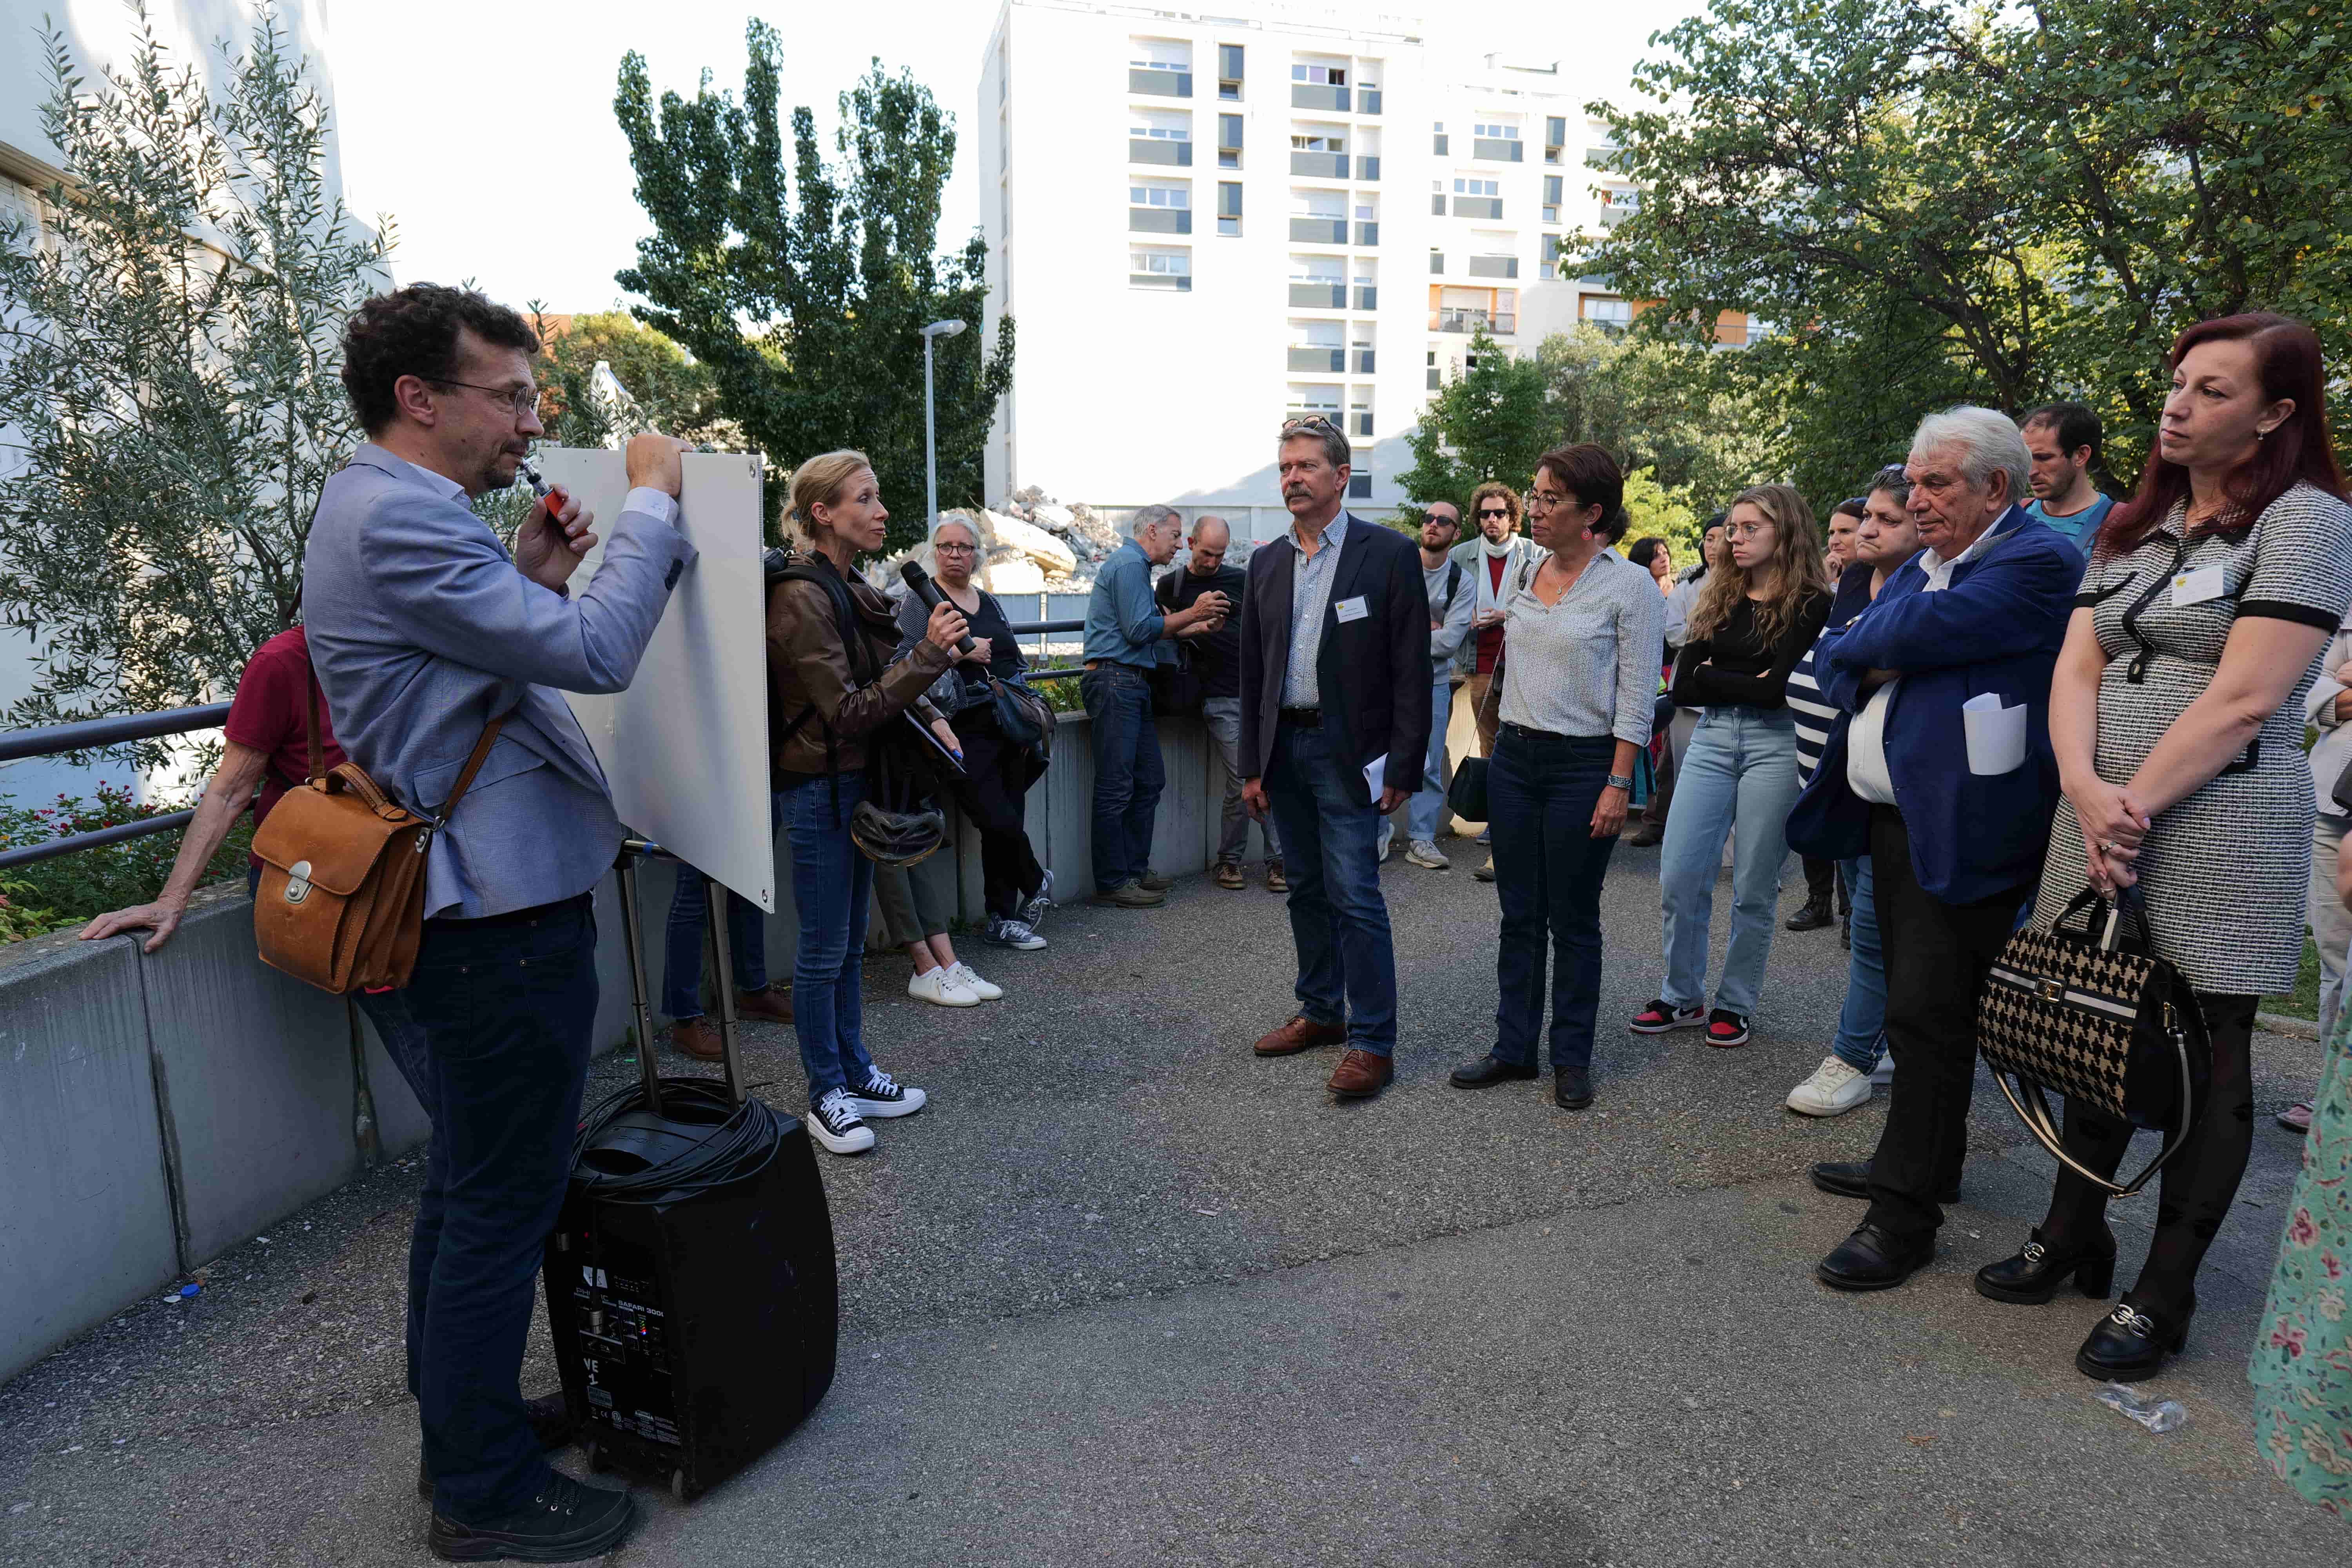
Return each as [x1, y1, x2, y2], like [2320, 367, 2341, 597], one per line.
[1975, 314, 2352, 1383]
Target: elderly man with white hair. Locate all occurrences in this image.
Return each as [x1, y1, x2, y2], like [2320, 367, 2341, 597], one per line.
[1082, 503, 1230, 907]
[1786, 405, 2085, 1292]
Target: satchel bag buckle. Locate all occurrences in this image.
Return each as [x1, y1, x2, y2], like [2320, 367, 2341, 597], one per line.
[2035, 978, 2064, 1002]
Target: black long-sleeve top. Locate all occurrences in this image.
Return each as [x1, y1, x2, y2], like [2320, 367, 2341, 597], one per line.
[1669, 586, 1832, 710]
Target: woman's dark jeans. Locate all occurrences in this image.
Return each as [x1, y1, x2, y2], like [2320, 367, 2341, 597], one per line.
[1489, 728, 1621, 1073]
[942, 703, 1045, 920]
[780, 770, 877, 1107]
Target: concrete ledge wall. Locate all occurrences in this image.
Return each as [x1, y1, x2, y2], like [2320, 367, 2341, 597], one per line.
[0, 708, 1238, 1383]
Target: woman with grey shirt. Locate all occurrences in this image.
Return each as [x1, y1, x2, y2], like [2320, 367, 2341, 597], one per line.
[892, 514, 1054, 951]
[1448, 444, 1664, 1111]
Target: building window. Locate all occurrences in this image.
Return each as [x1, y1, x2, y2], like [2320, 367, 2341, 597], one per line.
[1130, 179, 1192, 234]
[1429, 248, 1443, 274]
[1291, 63, 1346, 85]
[1218, 181, 1242, 236]
[1291, 131, 1345, 152]
[1432, 120, 1448, 156]
[1583, 296, 1633, 330]
[1350, 400, 1372, 439]
[1472, 122, 1518, 141]
[1453, 178, 1499, 196]
[1131, 246, 1192, 291]
[1132, 114, 1190, 142]
[1130, 40, 1192, 98]
[1347, 469, 1372, 499]
[1218, 44, 1244, 99]
[1426, 349, 1440, 391]
[1219, 113, 1243, 167]
[1544, 116, 1566, 162]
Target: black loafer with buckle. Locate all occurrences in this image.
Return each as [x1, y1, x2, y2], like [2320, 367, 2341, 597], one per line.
[2076, 1295, 2194, 1381]
[1973, 1227, 2117, 1305]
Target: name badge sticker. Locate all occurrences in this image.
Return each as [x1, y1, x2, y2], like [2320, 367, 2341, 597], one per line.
[2171, 565, 2225, 607]
[1333, 595, 1370, 623]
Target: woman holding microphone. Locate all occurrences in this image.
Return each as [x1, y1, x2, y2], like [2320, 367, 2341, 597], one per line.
[769, 450, 969, 1155]
[1448, 444, 1664, 1110]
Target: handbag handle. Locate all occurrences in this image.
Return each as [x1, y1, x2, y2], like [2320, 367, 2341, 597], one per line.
[1990, 989, 2208, 1200]
[2050, 882, 2151, 954]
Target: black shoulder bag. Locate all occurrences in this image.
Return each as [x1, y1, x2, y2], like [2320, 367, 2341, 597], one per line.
[1976, 885, 2210, 1198]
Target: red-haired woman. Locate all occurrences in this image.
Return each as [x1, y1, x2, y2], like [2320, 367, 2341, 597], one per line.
[1981, 314, 2352, 1383]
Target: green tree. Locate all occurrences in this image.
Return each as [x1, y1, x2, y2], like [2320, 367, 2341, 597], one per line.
[1621, 466, 1704, 567]
[1588, 0, 2352, 493]
[1537, 323, 1776, 507]
[528, 307, 728, 450]
[613, 30, 1013, 553]
[0, 9, 389, 740]
[1396, 329, 1553, 522]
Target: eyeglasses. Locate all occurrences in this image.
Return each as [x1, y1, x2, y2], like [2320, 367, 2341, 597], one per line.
[934, 541, 978, 555]
[1476, 507, 1510, 519]
[431, 378, 540, 418]
[1727, 520, 1772, 538]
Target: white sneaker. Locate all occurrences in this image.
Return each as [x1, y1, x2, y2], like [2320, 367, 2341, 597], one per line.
[907, 966, 980, 1007]
[1869, 1056, 1894, 1087]
[806, 1088, 875, 1154]
[844, 1067, 927, 1119]
[949, 961, 1002, 1000]
[1406, 839, 1450, 870]
[1787, 1056, 1873, 1117]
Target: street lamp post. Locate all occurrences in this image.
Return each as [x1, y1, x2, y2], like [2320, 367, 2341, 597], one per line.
[919, 318, 969, 538]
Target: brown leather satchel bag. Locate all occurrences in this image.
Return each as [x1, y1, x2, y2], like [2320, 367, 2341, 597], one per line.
[250, 675, 502, 994]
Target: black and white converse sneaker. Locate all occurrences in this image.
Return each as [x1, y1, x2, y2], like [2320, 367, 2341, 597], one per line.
[1018, 869, 1054, 931]
[806, 1087, 875, 1155]
[985, 915, 1048, 951]
[846, 1067, 927, 1119]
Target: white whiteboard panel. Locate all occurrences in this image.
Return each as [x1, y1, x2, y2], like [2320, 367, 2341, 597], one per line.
[533, 449, 774, 912]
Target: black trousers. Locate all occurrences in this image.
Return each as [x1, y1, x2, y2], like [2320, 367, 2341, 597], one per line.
[1802, 854, 1836, 906]
[2042, 992, 2258, 1318]
[943, 704, 1045, 921]
[1863, 808, 2030, 1240]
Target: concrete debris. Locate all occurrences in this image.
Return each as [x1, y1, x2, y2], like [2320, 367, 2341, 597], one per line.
[878, 492, 1127, 596]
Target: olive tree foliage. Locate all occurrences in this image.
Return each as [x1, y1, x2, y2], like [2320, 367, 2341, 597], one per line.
[0, 9, 389, 737]
[1588, 0, 2352, 499]
[613, 26, 1014, 554]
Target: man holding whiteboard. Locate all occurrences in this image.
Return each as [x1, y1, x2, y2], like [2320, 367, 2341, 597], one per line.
[304, 284, 691, 1562]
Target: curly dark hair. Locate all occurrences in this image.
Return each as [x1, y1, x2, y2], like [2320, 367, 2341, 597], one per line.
[339, 284, 540, 435]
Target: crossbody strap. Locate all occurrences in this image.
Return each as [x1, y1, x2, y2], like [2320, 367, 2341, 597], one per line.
[304, 666, 328, 786]
[434, 715, 508, 826]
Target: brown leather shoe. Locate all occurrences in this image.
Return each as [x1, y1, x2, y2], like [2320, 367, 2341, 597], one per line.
[735, 985, 793, 1024]
[1214, 861, 1245, 890]
[1253, 1015, 1347, 1056]
[671, 1016, 724, 1061]
[1326, 1048, 1393, 1098]
[1264, 858, 1288, 893]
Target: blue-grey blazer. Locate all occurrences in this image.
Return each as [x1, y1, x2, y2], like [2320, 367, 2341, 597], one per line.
[301, 445, 696, 918]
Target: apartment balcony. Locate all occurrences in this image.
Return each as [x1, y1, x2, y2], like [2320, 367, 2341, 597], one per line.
[1431, 308, 1515, 334]
[1288, 282, 1347, 308]
[1452, 197, 1503, 220]
[1600, 205, 1633, 227]
[1472, 138, 1524, 163]
[1288, 346, 1346, 373]
[1358, 89, 1381, 115]
[1351, 410, 1374, 437]
[1432, 132, 1449, 156]
[1355, 155, 1380, 181]
[1131, 273, 1192, 292]
[1291, 83, 1350, 112]
[1131, 208, 1192, 235]
[1290, 151, 1347, 178]
[1131, 138, 1192, 167]
[1352, 348, 1376, 374]
[1585, 145, 1625, 171]
[1354, 221, 1379, 245]
[1289, 217, 1347, 243]
[1132, 68, 1191, 98]
[1354, 284, 1377, 309]
[1467, 255, 1519, 279]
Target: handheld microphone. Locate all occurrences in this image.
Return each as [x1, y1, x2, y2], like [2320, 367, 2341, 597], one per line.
[898, 560, 977, 654]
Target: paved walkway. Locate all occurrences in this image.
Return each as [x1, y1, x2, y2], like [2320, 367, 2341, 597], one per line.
[0, 838, 2339, 1566]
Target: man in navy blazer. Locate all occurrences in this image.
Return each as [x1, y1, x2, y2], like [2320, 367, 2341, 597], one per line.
[1788, 407, 2083, 1293]
[1239, 417, 1432, 1098]
[304, 285, 693, 1560]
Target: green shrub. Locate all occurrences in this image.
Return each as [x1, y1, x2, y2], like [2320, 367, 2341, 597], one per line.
[0, 782, 254, 941]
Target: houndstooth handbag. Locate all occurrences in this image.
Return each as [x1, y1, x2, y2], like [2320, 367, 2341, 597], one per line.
[1976, 885, 2210, 1198]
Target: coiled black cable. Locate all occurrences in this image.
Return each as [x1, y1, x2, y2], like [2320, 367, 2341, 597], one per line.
[569, 1076, 786, 1203]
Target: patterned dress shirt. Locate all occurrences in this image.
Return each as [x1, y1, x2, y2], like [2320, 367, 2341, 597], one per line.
[1281, 513, 1350, 708]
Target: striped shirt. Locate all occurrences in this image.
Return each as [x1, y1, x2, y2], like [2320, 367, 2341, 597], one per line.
[1496, 547, 1665, 747]
[1791, 562, 1896, 787]
[1281, 513, 1350, 707]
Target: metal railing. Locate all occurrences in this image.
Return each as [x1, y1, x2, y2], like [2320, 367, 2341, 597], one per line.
[0, 621, 1092, 871]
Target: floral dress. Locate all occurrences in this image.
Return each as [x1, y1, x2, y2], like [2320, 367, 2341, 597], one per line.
[2252, 1001, 2352, 1517]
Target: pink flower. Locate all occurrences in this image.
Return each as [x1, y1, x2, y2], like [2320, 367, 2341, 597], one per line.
[2269, 1323, 2308, 1359]
[2326, 1251, 2346, 1283]
[2288, 1208, 2321, 1248]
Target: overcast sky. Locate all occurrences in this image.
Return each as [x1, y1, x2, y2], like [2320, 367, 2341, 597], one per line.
[326, 0, 1703, 314]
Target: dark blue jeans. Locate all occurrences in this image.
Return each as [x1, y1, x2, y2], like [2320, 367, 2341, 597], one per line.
[1489, 729, 1621, 1072]
[1264, 720, 1397, 1055]
[662, 871, 770, 1018]
[401, 893, 599, 1522]
[1081, 664, 1163, 893]
[780, 771, 877, 1106]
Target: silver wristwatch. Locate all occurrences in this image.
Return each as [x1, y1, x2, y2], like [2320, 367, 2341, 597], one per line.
[1605, 773, 1635, 792]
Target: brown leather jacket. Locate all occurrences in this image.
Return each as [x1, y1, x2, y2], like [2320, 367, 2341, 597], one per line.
[766, 555, 949, 781]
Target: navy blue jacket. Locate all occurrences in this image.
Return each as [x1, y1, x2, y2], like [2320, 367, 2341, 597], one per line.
[1785, 505, 2082, 904]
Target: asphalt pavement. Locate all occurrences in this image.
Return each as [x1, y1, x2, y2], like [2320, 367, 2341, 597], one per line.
[0, 834, 2338, 1566]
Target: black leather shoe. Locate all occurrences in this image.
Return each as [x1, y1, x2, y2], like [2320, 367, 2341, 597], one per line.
[1808, 1159, 1960, 1205]
[428, 1472, 634, 1563]
[1553, 1065, 1593, 1110]
[1449, 1054, 1539, 1087]
[2076, 1295, 2194, 1381]
[1815, 1223, 1935, 1292]
[418, 1391, 574, 1499]
[1786, 896, 1835, 932]
[1973, 1227, 2117, 1305]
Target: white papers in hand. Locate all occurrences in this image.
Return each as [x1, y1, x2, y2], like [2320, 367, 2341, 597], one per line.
[1363, 754, 1389, 799]
[1961, 693, 2027, 776]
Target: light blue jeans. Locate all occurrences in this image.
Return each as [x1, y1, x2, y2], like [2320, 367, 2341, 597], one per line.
[1406, 675, 1455, 842]
[1829, 855, 1887, 1072]
[1656, 706, 1800, 1019]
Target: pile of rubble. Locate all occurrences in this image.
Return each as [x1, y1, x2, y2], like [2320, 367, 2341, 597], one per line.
[881, 485, 1123, 595]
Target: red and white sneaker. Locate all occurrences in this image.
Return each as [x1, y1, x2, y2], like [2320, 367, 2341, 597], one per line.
[1629, 999, 1706, 1034]
[1704, 1009, 1752, 1048]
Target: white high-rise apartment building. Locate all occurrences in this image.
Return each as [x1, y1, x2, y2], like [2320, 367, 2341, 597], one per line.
[976, 0, 1731, 539]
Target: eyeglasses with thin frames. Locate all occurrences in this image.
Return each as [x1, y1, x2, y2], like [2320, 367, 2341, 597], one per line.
[432, 378, 541, 419]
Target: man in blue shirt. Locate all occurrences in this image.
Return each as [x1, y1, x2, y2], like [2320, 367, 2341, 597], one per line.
[1081, 505, 1228, 906]
[2019, 401, 2115, 554]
